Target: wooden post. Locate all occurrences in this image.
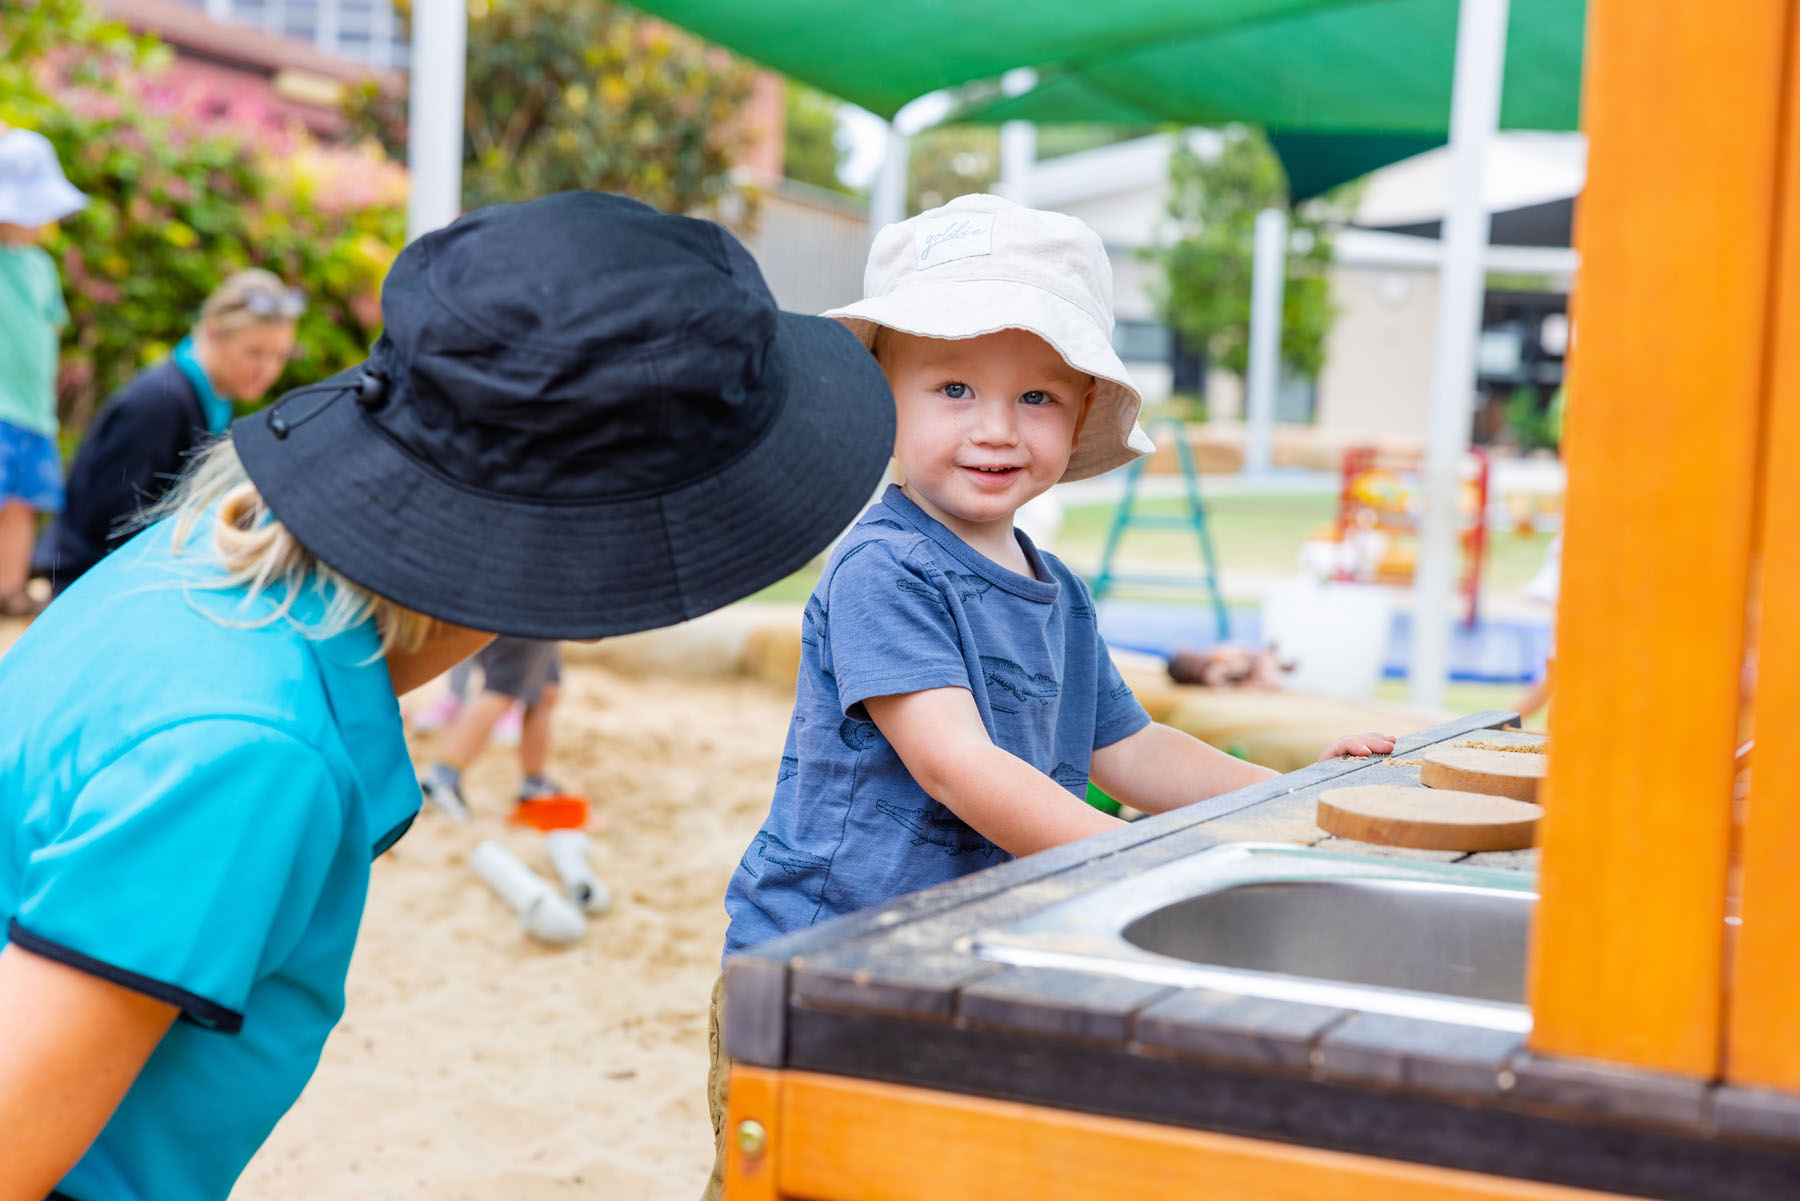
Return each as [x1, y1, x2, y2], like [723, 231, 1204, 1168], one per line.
[1527, 0, 1790, 1074]
[1728, 3, 1800, 1092]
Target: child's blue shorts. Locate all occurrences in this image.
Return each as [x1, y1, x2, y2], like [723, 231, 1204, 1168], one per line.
[0, 418, 63, 511]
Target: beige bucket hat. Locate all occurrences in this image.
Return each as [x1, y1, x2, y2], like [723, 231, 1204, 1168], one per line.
[825, 193, 1155, 482]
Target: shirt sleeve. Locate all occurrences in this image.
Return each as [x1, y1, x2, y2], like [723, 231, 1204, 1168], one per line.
[823, 538, 972, 715]
[10, 720, 348, 1033]
[1093, 634, 1153, 752]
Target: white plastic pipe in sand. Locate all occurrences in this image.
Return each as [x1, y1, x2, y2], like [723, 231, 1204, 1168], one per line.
[469, 840, 587, 945]
[545, 830, 613, 914]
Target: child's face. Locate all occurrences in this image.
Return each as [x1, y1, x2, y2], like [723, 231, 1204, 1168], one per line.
[881, 328, 1094, 539]
[0, 222, 47, 246]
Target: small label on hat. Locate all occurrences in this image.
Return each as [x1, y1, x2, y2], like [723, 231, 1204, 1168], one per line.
[914, 213, 994, 269]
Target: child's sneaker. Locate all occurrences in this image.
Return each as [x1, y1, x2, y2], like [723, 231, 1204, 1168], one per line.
[494, 703, 524, 747]
[410, 689, 463, 733]
[518, 773, 562, 802]
[420, 763, 472, 822]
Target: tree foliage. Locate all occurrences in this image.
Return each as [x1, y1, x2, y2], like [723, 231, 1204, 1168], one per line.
[0, 0, 155, 123]
[783, 81, 852, 195]
[1153, 126, 1349, 384]
[347, 0, 755, 214]
[4, 0, 404, 439]
[907, 124, 998, 214]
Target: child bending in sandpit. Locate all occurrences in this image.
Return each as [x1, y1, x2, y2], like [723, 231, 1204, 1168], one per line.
[702, 194, 1396, 1200]
[420, 636, 569, 822]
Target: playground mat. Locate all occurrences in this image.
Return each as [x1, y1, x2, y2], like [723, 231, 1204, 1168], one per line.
[1097, 599, 1551, 685]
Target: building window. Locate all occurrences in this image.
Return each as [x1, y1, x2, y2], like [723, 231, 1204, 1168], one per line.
[1113, 320, 1174, 363]
[171, 0, 406, 68]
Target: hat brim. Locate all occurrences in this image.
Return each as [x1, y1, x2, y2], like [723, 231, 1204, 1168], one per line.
[232, 312, 895, 640]
[1, 178, 87, 228]
[825, 280, 1153, 482]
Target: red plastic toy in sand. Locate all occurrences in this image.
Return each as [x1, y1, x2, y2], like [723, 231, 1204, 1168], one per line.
[509, 793, 590, 831]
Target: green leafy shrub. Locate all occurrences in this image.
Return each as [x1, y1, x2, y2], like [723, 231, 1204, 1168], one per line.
[5, 0, 404, 442]
[34, 102, 402, 441]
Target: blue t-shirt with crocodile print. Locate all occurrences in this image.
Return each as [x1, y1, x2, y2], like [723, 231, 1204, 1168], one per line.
[723, 485, 1151, 956]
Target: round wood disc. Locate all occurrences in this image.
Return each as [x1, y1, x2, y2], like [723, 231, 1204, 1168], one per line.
[1420, 746, 1548, 803]
[1316, 784, 1542, 851]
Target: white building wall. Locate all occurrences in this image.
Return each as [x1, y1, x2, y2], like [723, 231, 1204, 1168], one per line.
[1315, 265, 1442, 438]
[731, 183, 870, 316]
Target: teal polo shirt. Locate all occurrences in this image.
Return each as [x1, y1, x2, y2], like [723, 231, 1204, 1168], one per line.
[0, 242, 68, 437]
[0, 514, 421, 1201]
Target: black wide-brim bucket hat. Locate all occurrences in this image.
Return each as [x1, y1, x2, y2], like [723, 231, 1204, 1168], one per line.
[233, 191, 895, 639]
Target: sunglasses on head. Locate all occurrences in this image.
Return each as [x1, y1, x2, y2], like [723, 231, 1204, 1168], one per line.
[232, 287, 307, 320]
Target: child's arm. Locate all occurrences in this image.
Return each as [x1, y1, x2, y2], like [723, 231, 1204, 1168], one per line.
[863, 687, 1123, 856]
[1090, 722, 1277, 814]
[1093, 725, 1398, 815]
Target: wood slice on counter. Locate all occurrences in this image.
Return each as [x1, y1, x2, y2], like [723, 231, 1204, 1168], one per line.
[1420, 746, 1548, 803]
[1316, 784, 1542, 852]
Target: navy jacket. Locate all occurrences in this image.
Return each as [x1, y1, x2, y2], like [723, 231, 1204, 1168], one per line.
[46, 360, 208, 590]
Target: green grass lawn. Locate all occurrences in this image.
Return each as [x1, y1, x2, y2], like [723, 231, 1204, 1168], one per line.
[1372, 677, 1531, 718]
[750, 490, 1555, 613]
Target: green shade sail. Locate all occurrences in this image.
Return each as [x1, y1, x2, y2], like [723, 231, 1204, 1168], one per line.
[629, 0, 1585, 198]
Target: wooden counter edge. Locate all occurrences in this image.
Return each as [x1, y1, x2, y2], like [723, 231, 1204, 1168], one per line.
[723, 1066, 1641, 1201]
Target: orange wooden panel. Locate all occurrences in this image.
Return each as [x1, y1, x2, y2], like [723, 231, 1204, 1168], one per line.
[1528, 0, 1787, 1074]
[724, 1065, 782, 1201]
[772, 1071, 1641, 1201]
[1728, 2, 1800, 1092]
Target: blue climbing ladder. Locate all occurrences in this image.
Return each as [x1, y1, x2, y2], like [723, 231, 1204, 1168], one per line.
[1089, 419, 1230, 641]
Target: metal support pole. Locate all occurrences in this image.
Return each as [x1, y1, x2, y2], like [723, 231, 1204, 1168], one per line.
[871, 121, 910, 236]
[1245, 207, 1288, 475]
[405, 0, 467, 244]
[1409, 0, 1508, 709]
[1000, 121, 1036, 204]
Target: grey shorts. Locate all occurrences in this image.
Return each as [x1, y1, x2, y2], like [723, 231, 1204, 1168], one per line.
[475, 637, 561, 705]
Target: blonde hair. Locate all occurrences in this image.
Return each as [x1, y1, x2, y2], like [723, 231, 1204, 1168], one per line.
[197, 269, 303, 339]
[157, 439, 435, 654]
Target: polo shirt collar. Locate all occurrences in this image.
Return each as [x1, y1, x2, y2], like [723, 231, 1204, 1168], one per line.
[143, 517, 421, 857]
[285, 589, 419, 858]
[172, 337, 234, 435]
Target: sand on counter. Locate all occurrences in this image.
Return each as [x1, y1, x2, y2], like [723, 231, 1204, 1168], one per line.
[235, 659, 794, 1201]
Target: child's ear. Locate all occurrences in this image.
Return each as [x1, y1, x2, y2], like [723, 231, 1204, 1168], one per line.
[1068, 379, 1099, 452]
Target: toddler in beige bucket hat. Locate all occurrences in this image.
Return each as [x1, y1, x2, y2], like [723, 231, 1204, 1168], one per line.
[825, 192, 1155, 482]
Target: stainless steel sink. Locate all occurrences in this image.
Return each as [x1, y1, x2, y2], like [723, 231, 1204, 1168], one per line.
[971, 843, 1536, 1032]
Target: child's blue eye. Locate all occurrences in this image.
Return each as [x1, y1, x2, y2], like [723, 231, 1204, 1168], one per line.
[1020, 391, 1050, 406]
[941, 382, 969, 399]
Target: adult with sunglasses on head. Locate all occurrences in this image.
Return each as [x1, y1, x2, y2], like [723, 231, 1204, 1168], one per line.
[40, 269, 304, 593]
[0, 190, 894, 1201]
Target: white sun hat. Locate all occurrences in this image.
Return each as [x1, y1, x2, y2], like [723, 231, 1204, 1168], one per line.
[0, 128, 88, 229]
[825, 193, 1155, 483]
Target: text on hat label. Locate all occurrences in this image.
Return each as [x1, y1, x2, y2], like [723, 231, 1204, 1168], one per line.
[914, 214, 995, 269]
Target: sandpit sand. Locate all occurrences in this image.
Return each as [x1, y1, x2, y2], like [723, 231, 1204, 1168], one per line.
[235, 658, 793, 1201]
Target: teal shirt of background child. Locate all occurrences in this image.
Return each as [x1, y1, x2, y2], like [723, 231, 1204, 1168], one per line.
[0, 515, 421, 1201]
[0, 240, 69, 437]
[722, 486, 1150, 955]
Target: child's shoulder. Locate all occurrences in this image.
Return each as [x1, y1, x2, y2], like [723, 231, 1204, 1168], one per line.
[815, 504, 952, 609]
[826, 503, 936, 571]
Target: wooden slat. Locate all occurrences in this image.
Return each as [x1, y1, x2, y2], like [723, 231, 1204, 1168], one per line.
[773, 1071, 1640, 1201]
[1729, 0, 1800, 1093]
[723, 1065, 782, 1201]
[1528, 0, 1787, 1075]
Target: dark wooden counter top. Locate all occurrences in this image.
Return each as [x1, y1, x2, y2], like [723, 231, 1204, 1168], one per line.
[722, 712, 1800, 1201]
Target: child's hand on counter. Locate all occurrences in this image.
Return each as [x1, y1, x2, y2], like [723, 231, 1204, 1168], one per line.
[1318, 731, 1397, 761]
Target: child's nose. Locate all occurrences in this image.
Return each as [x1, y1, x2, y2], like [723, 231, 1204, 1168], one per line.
[971, 399, 1020, 444]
